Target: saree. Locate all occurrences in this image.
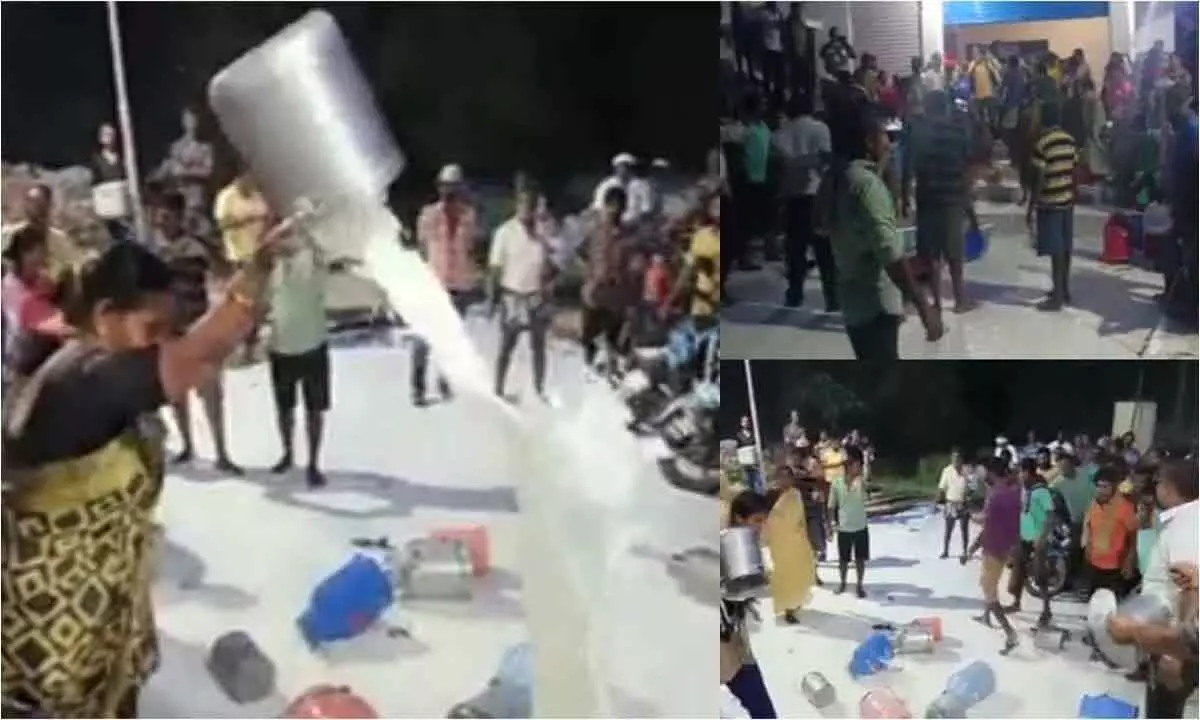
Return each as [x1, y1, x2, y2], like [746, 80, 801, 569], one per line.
[763, 488, 815, 616]
[2, 422, 164, 717]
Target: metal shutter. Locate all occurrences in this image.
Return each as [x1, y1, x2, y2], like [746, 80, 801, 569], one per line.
[848, 1, 922, 78]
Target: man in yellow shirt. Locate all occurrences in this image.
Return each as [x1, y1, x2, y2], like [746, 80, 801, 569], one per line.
[213, 172, 271, 359]
[682, 192, 720, 326]
[213, 172, 270, 266]
[969, 45, 1001, 131]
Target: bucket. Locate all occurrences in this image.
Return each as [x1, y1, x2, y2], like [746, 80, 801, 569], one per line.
[964, 226, 989, 263]
[893, 626, 935, 654]
[91, 180, 130, 220]
[799, 671, 837, 709]
[720, 526, 768, 601]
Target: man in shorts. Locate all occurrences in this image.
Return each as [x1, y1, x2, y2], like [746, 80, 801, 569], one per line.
[829, 445, 871, 598]
[266, 232, 332, 489]
[903, 90, 977, 313]
[968, 456, 1022, 653]
[1026, 100, 1078, 311]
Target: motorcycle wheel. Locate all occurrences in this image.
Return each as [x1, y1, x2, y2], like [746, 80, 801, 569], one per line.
[1024, 554, 1068, 599]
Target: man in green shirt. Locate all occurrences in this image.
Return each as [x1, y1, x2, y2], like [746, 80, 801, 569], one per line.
[823, 110, 943, 359]
[829, 446, 871, 597]
[266, 238, 332, 488]
[1006, 458, 1057, 626]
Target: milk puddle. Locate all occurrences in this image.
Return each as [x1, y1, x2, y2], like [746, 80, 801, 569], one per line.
[356, 215, 677, 716]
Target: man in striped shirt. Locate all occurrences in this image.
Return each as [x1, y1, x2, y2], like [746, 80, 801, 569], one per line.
[1026, 101, 1078, 311]
[903, 90, 977, 313]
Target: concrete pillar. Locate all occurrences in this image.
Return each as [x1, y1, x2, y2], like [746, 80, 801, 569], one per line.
[920, 0, 946, 61]
[1109, 0, 1136, 56]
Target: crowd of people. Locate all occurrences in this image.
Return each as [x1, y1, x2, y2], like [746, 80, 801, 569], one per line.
[0, 95, 722, 715]
[720, 7, 1199, 358]
[720, 418, 879, 718]
[720, 413, 1198, 719]
[946, 432, 1197, 717]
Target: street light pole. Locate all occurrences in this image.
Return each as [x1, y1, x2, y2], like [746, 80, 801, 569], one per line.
[743, 359, 766, 480]
[106, 0, 149, 242]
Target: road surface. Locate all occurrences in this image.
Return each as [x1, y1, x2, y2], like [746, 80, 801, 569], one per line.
[721, 203, 1198, 360]
[141, 317, 717, 718]
[721, 504, 1144, 719]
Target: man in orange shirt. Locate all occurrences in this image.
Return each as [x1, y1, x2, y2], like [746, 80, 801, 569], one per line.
[1083, 466, 1140, 599]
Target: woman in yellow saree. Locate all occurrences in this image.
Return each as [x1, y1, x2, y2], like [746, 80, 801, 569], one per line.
[763, 466, 816, 624]
[2, 223, 288, 717]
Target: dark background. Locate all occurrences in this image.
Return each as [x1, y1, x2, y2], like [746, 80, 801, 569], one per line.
[1, 2, 714, 200]
[719, 361, 1198, 464]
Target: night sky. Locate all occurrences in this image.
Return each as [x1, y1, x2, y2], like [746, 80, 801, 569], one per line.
[720, 361, 1197, 457]
[1, 3, 715, 185]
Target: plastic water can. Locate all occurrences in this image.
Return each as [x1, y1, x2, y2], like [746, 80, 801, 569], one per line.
[1078, 693, 1138, 718]
[925, 661, 995, 718]
[861, 689, 912, 718]
[297, 554, 394, 647]
[849, 632, 895, 679]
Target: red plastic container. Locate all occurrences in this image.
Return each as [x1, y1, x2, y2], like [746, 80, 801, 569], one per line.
[860, 689, 913, 718]
[283, 685, 378, 718]
[431, 525, 491, 576]
[913, 616, 944, 642]
[1102, 214, 1131, 264]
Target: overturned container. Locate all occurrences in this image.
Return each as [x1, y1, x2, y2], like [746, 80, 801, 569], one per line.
[207, 10, 405, 257]
[720, 526, 768, 601]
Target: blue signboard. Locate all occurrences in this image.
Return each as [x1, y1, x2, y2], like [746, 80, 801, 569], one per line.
[944, 1, 1110, 26]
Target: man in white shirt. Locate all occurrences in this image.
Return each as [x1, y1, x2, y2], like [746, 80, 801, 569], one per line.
[773, 91, 835, 310]
[592, 153, 650, 224]
[1109, 460, 1198, 718]
[488, 184, 552, 401]
[937, 449, 971, 559]
[921, 53, 946, 92]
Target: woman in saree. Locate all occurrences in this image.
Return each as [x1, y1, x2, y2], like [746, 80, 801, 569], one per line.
[1, 218, 291, 717]
[763, 466, 816, 625]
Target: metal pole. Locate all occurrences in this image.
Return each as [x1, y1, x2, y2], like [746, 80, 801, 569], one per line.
[106, 0, 148, 242]
[743, 359, 766, 477]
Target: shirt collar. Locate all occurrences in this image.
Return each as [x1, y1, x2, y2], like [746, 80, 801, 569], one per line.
[1159, 499, 1198, 526]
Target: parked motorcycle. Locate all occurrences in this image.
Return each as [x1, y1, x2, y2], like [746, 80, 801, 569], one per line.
[1023, 521, 1072, 599]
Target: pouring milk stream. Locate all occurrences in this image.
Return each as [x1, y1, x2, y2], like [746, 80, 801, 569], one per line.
[208, 11, 667, 716]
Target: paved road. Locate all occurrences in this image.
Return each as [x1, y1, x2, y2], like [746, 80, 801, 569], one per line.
[721, 204, 1198, 359]
[722, 504, 1144, 718]
[143, 320, 715, 718]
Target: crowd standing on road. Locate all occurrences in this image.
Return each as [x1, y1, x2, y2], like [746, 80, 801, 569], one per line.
[722, 407, 1199, 719]
[721, 9, 1199, 357]
[0, 87, 722, 714]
